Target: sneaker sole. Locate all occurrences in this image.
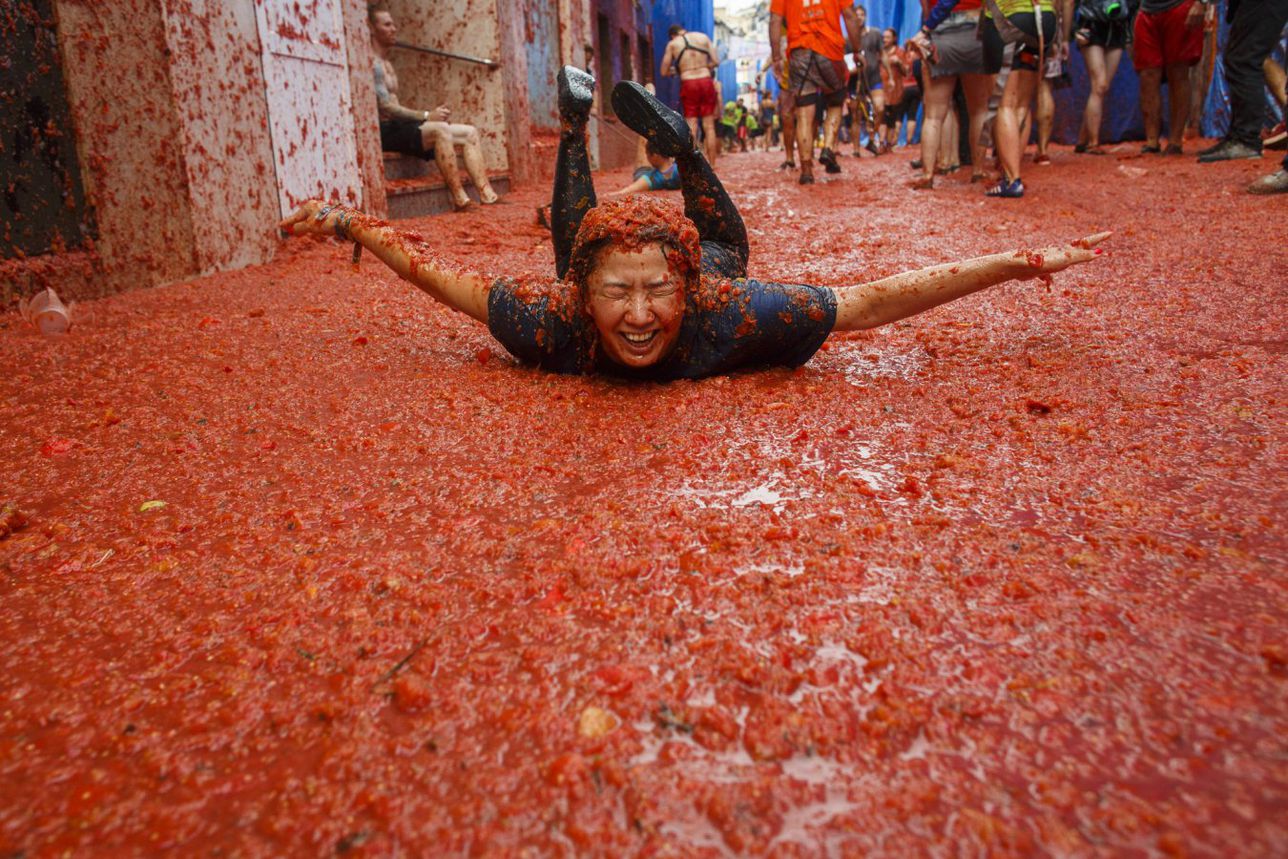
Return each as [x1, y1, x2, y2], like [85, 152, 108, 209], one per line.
[610, 81, 691, 157]
[557, 66, 594, 121]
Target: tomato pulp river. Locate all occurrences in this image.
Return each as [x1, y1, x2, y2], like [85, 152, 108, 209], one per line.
[2, 148, 1285, 856]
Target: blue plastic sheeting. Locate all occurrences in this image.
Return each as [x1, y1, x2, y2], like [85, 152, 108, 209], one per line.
[862, 0, 924, 45]
[649, 0, 716, 112]
[717, 59, 740, 106]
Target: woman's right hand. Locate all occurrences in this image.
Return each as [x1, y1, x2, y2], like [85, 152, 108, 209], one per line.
[279, 199, 346, 239]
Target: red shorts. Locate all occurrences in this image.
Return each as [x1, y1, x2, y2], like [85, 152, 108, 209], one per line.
[679, 77, 718, 118]
[1132, 0, 1203, 70]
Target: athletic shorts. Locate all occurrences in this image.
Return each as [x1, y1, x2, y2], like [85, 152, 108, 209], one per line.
[1133, 0, 1202, 70]
[679, 77, 718, 118]
[788, 48, 849, 107]
[380, 118, 434, 159]
[983, 12, 1057, 73]
[931, 16, 988, 77]
[1079, 17, 1131, 51]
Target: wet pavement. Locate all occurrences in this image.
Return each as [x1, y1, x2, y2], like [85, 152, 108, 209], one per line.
[1, 145, 1285, 855]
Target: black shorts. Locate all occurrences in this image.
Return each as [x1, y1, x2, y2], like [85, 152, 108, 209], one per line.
[983, 12, 1058, 74]
[380, 118, 435, 159]
[1079, 18, 1131, 51]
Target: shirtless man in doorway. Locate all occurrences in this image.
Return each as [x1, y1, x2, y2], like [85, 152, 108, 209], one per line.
[660, 24, 721, 164]
[368, 4, 499, 209]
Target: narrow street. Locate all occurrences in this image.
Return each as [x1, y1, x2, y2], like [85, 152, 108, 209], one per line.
[2, 146, 1284, 854]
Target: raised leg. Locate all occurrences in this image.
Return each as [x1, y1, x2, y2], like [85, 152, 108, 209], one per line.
[552, 66, 596, 279]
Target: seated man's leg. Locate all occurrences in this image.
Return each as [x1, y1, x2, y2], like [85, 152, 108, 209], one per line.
[552, 66, 597, 280]
[433, 122, 499, 203]
[420, 123, 471, 208]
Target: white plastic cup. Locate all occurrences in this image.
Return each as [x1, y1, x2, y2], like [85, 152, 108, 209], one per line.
[21, 288, 71, 335]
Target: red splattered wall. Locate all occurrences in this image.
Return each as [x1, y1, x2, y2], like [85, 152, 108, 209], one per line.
[3, 0, 385, 304]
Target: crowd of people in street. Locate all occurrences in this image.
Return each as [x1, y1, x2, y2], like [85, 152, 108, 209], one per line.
[370, 0, 1287, 204]
[662, 0, 1288, 197]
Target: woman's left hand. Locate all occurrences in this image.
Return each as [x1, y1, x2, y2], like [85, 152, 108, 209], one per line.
[1016, 231, 1112, 279]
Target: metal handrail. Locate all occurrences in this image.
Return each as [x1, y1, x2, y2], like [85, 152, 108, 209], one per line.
[394, 41, 499, 69]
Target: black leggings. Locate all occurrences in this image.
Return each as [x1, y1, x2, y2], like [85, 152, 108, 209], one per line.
[551, 124, 748, 281]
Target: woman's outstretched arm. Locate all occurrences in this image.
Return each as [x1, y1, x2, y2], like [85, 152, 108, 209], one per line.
[280, 200, 493, 323]
[831, 232, 1111, 331]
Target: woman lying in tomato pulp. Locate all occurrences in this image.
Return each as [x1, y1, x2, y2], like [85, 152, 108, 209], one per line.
[282, 68, 1108, 381]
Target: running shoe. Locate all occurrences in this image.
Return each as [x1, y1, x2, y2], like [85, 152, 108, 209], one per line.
[819, 147, 842, 174]
[557, 66, 594, 125]
[1034, 153, 1052, 166]
[1248, 169, 1288, 194]
[1197, 138, 1226, 156]
[1197, 139, 1261, 163]
[1140, 143, 1161, 154]
[985, 177, 1024, 198]
[610, 81, 692, 157]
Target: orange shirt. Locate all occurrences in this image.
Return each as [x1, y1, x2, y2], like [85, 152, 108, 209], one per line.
[770, 0, 855, 62]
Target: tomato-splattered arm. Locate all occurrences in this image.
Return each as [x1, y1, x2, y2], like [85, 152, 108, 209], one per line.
[280, 200, 493, 323]
[831, 232, 1111, 331]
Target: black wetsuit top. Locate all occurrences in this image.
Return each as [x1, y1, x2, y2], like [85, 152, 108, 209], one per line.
[672, 34, 715, 77]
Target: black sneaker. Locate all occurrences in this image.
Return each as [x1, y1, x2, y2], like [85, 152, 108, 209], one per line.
[818, 147, 841, 174]
[610, 81, 692, 157]
[557, 66, 594, 126]
[1197, 139, 1261, 163]
[1197, 138, 1227, 157]
[799, 166, 815, 185]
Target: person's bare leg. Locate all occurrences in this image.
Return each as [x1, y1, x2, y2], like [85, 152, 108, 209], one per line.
[780, 106, 797, 165]
[1266, 56, 1288, 108]
[1036, 77, 1054, 159]
[795, 104, 816, 179]
[452, 124, 499, 203]
[702, 115, 719, 164]
[1138, 67, 1163, 149]
[917, 77, 954, 186]
[1080, 45, 1121, 148]
[997, 68, 1037, 182]
[1165, 62, 1191, 152]
[822, 103, 843, 152]
[872, 89, 887, 151]
[941, 109, 959, 171]
[421, 124, 471, 208]
[962, 73, 995, 178]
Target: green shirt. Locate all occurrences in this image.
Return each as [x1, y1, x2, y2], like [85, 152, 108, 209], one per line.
[988, 0, 1054, 17]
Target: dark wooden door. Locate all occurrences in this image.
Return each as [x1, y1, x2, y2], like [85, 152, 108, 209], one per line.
[1, 0, 93, 259]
